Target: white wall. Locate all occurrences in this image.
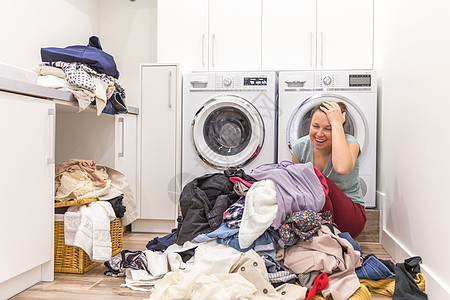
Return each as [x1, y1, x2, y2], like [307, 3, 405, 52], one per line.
[374, 1, 450, 298]
[99, 0, 157, 108]
[0, 0, 100, 69]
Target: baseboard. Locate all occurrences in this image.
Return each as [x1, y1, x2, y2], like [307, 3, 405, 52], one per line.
[0, 265, 41, 299]
[131, 218, 176, 233]
[381, 229, 450, 299]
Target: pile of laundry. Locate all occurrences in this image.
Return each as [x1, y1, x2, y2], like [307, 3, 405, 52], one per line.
[35, 36, 127, 115]
[110, 161, 427, 300]
[56, 158, 138, 261]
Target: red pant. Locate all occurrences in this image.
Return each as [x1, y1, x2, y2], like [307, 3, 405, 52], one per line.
[320, 177, 366, 238]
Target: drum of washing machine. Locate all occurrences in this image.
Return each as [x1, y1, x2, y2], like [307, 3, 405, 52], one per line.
[191, 95, 265, 169]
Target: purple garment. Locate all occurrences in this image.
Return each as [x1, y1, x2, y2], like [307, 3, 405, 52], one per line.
[249, 161, 325, 229]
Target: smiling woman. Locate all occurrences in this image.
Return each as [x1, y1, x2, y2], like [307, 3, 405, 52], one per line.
[291, 101, 366, 238]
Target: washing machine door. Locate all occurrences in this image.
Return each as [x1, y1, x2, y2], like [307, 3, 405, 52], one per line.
[287, 93, 369, 159]
[192, 95, 265, 169]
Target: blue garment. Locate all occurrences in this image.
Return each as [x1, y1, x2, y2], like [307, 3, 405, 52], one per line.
[338, 232, 364, 256]
[146, 228, 177, 251]
[355, 254, 395, 280]
[216, 230, 282, 273]
[101, 91, 128, 115]
[193, 222, 239, 243]
[41, 36, 120, 79]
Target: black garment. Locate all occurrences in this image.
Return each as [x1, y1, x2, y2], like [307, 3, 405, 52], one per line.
[107, 195, 126, 218]
[224, 167, 256, 181]
[175, 173, 239, 245]
[380, 256, 428, 300]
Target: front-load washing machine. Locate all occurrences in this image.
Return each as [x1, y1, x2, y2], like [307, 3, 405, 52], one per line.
[182, 71, 277, 188]
[278, 71, 377, 207]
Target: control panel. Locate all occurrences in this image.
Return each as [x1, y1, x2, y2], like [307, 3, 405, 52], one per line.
[314, 71, 375, 91]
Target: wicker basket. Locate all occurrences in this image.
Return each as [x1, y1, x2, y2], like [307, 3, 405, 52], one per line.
[54, 198, 123, 274]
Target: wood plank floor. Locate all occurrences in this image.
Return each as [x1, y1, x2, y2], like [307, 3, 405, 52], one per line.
[11, 231, 393, 300]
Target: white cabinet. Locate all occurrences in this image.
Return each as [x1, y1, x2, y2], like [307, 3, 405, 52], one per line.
[115, 114, 138, 203]
[54, 106, 138, 203]
[262, 0, 373, 70]
[208, 0, 261, 71]
[157, 0, 208, 71]
[316, 0, 373, 70]
[0, 92, 55, 299]
[262, 0, 316, 70]
[132, 64, 180, 233]
[157, 0, 261, 71]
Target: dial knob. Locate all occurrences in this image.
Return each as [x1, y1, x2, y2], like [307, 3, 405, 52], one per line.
[322, 75, 332, 85]
[223, 77, 233, 86]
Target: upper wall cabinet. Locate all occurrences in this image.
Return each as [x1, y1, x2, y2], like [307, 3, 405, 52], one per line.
[157, 0, 261, 71]
[158, 0, 373, 71]
[317, 0, 373, 70]
[262, 0, 317, 71]
[262, 0, 373, 70]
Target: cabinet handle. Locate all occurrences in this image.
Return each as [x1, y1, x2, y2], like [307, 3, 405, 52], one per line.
[168, 70, 172, 108]
[212, 34, 216, 68]
[47, 108, 55, 164]
[320, 31, 324, 66]
[118, 117, 125, 158]
[309, 32, 313, 67]
[202, 34, 205, 67]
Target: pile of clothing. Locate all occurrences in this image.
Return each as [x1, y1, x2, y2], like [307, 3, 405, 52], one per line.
[35, 36, 127, 115]
[56, 158, 138, 261]
[114, 161, 427, 300]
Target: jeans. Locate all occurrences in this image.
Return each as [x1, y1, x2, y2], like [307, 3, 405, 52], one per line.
[356, 254, 395, 280]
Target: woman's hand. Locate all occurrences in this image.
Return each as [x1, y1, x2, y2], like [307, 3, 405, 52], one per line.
[320, 101, 346, 127]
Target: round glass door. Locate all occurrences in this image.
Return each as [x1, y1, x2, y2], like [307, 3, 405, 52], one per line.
[192, 95, 265, 169]
[287, 93, 369, 159]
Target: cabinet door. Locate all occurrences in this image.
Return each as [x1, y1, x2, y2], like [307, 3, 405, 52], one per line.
[115, 114, 138, 208]
[209, 0, 262, 71]
[157, 0, 209, 71]
[0, 92, 54, 283]
[317, 0, 373, 70]
[140, 65, 178, 221]
[262, 0, 316, 70]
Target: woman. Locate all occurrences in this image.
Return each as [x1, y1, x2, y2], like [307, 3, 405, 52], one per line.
[291, 101, 366, 238]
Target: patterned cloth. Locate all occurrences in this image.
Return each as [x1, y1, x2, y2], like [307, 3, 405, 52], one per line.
[277, 210, 333, 245]
[104, 256, 126, 277]
[267, 270, 298, 284]
[223, 198, 245, 228]
[45, 61, 126, 99]
[121, 250, 150, 273]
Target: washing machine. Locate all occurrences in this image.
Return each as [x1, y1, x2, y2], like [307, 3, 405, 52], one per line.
[182, 71, 277, 188]
[278, 70, 377, 207]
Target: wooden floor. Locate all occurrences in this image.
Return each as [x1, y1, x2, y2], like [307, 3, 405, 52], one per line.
[12, 210, 392, 299]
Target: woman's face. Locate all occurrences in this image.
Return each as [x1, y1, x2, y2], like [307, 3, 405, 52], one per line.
[309, 110, 332, 151]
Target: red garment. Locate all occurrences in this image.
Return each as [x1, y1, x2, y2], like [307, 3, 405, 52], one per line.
[228, 176, 255, 188]
[320, 177, 366, 238]
[305, 273, 329, 300]
[313, 166, 329, 196]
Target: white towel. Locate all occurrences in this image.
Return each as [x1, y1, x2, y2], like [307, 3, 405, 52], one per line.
[238, 179, 278, 249]
[64, 201, 116, 261]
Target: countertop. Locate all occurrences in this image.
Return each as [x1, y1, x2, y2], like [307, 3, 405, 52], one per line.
[0, 76, 139, 115]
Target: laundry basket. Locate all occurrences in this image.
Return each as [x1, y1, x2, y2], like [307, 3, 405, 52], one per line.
[54, 198, 123, 274]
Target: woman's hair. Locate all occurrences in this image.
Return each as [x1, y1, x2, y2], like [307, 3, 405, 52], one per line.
[310, 101, 348, 126]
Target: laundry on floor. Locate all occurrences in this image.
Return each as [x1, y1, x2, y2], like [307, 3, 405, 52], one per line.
[55, 158, 138, 262]
[35, 36, 127, 115]
[106, 162, 427, 300]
